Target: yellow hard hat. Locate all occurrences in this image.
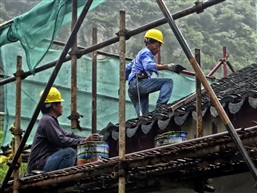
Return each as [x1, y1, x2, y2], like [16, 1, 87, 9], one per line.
[40, 87, 64, 103]
[144, 29, 164, 45]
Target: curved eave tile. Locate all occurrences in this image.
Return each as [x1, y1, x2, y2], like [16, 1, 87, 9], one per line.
[192, 107, 208, 120]
[248, 97, 257, 109]
[126, 125, 140, 138]
[209, 103, 226, 118]
[228, 99, 245, 114]
[111, 130, 119, 141]
[157, 113, 174, 130]
[141, 121, 155, 134]
[174, 112, 189, 126]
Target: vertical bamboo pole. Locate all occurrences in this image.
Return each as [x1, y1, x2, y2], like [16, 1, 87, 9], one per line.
[13, 56, 22, 193]
[92, 27, 97, 134]
[71, 0, 78, 129]
[118, 10, 126, 193]
[222, 47, 227, 77]
[156, 0, 257, 182]
[195, 49, 203, 138]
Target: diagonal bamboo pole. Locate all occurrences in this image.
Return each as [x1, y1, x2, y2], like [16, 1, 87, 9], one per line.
[156, 0, 257, 184]
[0, 1, 94, 192]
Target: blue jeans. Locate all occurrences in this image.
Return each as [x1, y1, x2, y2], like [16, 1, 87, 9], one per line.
[43, 147, 77, 172]
[128, 77, 173, 117]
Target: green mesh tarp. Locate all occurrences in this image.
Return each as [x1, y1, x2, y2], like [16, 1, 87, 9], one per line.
[0, 41, 203, 146]
[0, 0, 105, 72]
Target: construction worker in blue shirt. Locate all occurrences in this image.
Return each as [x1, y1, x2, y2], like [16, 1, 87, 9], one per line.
[126, 28, 185, 117]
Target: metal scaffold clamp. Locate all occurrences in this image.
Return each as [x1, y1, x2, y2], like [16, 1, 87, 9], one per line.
[13, 69, 27, 80]
[195, 1, 204, 14]
[67, 112, 85, 131]
[9, 123, 23, 137]
[116, 28, 131, 40]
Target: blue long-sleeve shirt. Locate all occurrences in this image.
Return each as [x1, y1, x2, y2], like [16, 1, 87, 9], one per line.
[126, 47, 159, 83]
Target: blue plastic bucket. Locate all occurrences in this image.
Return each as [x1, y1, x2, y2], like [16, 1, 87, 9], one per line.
[77, 141, 109, 165]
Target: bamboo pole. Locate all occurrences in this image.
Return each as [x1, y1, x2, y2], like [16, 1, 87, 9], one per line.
[118, 10, 126, 193]
[92, 27, 97, 133]
[0, 19, 13, 28]
[0, 1, 94, 192]
[13, 56, 22, 193]
[223, 47, 227, 77]
[52, 39, 134, 61]
[156, 0, 257, 183]
[70, 0, 78, 129]
[195, 49, 203, 138]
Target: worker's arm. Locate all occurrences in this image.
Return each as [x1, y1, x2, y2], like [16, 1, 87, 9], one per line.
[156, 63, 169, 70]
[156, 63, 186, 74]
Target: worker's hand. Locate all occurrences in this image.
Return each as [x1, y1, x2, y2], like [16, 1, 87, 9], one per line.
[167, 63, 186, 74]
[84, 133, 100, 142]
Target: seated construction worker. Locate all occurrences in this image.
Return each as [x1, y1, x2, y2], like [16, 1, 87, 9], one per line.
[27, 87, 99, 173]
[126, 28, 186, 117]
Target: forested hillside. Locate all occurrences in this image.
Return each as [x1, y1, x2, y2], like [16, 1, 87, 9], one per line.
[0, 0, 256, 76]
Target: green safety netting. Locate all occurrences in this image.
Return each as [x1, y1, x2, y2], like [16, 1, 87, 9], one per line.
[0, 0, 105, 72]
[0, 41, 203, 146]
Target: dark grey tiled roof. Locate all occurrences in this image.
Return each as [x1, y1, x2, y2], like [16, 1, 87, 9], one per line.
[102, 63, 257, 137]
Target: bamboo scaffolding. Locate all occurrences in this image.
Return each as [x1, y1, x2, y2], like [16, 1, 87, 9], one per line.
[0, 1, 226, 192]
[156, 0, 257, 184]
[0, 0, 225, 87]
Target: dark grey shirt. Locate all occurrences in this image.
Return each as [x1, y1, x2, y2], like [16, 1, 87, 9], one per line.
[27, 113, 84, 173]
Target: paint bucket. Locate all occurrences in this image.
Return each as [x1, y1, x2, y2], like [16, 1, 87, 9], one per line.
[154, 131, 187, 147]
[77, 141, 109, 166]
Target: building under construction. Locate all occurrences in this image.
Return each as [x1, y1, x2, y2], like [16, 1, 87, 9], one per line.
[1, 0, 257, 193]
